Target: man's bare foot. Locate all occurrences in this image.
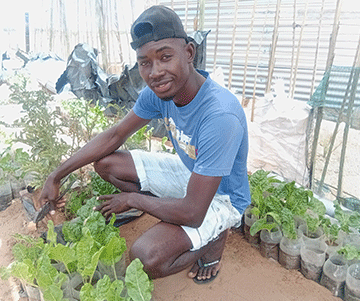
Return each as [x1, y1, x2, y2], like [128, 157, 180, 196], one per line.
[188, 229, 229, 283]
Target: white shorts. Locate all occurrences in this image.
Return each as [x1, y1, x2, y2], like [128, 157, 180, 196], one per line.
[130, 149, 242, 251]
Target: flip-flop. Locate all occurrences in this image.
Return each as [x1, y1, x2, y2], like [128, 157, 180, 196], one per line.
[192, 258, 220, 285]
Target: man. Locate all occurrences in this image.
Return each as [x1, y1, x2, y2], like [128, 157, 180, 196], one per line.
[39, 5, 250, 284]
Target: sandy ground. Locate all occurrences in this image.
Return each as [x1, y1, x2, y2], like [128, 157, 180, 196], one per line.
[0, 198, 340, 301]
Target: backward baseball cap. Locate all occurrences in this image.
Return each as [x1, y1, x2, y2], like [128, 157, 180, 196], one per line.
[130, 5, 188, 50]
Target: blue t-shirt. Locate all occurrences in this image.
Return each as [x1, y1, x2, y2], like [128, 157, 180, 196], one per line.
[132, 70, 251, 214]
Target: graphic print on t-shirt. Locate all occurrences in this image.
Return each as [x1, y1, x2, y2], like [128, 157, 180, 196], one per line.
[164, 117, 197, 160]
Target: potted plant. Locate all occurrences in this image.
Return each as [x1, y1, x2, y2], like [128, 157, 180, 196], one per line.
[320, 253, 349, 299]
[246, 170, 280, 247]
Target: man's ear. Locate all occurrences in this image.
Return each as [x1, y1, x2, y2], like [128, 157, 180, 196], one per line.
[185, 42, 196, 63]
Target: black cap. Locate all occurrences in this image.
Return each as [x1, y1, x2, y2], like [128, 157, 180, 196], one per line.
[131, 5, 188, 50]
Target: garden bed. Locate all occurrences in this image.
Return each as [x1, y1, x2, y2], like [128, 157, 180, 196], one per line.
[0, 199, 341, 301]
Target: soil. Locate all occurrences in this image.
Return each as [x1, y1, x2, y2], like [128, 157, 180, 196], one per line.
[320, 273, 346, 299]
[344, 285, 360, 301]
[260, 241, 279, 261]
[279, 249, 301, 271]
[0, 199, 342, 301]
[243, 224, 260, 248]
[300, 259, 322, 282]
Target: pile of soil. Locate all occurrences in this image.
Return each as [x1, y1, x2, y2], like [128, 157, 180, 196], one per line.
[0, 199, 341, 301]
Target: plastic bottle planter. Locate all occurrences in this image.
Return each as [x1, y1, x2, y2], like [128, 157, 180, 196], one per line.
[320, 254, 348, 299]
[260, 225, 282, 261]
[297, 224, 325, 245]
[244, 207, 260, 248]
[325, 233, 346, 261]
[300, 240, 327, 282]
[279, 236, 303, 270]
[20, 281, 45, 301]
[344, 263, 360, 301]
[344, 233, 360, 245]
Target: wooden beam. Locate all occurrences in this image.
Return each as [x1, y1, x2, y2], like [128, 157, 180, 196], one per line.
[242, 0, 257, 105]
[212, 0, 221, 72]
[289, 0, 309, 99]
[265, 0, 281, 93]
[228, 0, 239, 90]
[337, 35, 360, 198]
[309, 0, 343, 189]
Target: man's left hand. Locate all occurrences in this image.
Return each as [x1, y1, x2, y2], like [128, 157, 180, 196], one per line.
[94, 193, 131, 220]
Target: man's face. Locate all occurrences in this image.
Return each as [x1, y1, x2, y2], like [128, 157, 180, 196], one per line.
[136, 38, 192, 102]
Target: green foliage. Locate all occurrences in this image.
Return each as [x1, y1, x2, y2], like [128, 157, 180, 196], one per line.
[248, 169, 280, 197]
[0, 147, 30, 184]
[90, 172, 119, 196]
[125, 259, 154, 301]
[80, 275, 125, 301]
[61, 98, 120, 153]
[320, 215, 341, 245]
[123, 125, 153, 151]
[160, 136, 176, 154]
[65, 172, 119, 218]
[334, 200, 360, 233]
[1, 199, 153, 301]
[248, 170, 327, 240]
[8, 78, 70, 189]
[338, 244, 360, 261]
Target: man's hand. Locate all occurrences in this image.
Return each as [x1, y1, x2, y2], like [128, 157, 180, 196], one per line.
[38, 174, 64, 214]
[94, 193, 132, 220]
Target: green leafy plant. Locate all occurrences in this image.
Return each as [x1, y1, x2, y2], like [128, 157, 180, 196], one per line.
[0, 147, 30, 185]
[161, 136, 176, 154]
[320, 216, 341, 246]
[122, 125, 153, 151]
[1, 199, 153, 301]
[248, 171, 326, 240]
[334, 200, 360, 233]
[90, 171, 119, 196]
[61, 98, 122, 153]
[64, 172, 119, 219]
[337, 244, 360, 261]
[7, 78, 70, 189]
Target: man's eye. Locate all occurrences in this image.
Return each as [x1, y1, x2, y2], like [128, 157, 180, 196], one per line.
[161, 55, 171, 61]
[139, 61, 149, 67]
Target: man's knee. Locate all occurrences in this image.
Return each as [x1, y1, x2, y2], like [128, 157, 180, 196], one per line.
[130, 239, 165, 278]
[93, 150, 132, 178]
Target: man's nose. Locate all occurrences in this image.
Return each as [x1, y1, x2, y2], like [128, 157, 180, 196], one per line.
[149, 61, 164, 78]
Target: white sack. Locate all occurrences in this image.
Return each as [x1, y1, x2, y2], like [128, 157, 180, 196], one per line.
[244, 80, 311, 187]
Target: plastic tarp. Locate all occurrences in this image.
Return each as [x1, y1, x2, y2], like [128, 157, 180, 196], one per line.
[245, 80, 311, 187]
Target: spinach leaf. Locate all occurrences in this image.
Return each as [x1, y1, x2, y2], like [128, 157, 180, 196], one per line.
[125, 259, 153, 301]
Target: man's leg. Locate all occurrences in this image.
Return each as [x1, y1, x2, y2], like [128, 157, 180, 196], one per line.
[130, 221, 229, 280]
[94, 150, 229, 281]
[94, 150, 143, 193]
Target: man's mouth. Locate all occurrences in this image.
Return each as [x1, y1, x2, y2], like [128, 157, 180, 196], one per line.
[152, 81, 172, 94]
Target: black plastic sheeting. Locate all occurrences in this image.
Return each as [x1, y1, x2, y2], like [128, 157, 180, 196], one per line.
[55, 30, 210, 136]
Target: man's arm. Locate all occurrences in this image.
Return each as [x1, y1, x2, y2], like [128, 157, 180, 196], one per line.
[39, 110, 150, 208]
[97, 172, 222, 228]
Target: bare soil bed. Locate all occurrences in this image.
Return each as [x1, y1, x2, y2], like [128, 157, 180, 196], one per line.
[0, 198, 340, 301]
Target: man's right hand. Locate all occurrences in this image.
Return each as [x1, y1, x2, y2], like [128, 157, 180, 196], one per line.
[38, 173, 63, 214]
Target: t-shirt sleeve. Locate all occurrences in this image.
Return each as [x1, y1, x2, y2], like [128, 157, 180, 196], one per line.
[132, 87, 162, 120]
[193, 113, 245, 176]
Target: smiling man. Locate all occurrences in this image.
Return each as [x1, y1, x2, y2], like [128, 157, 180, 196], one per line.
[39, 5, 250, 284]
